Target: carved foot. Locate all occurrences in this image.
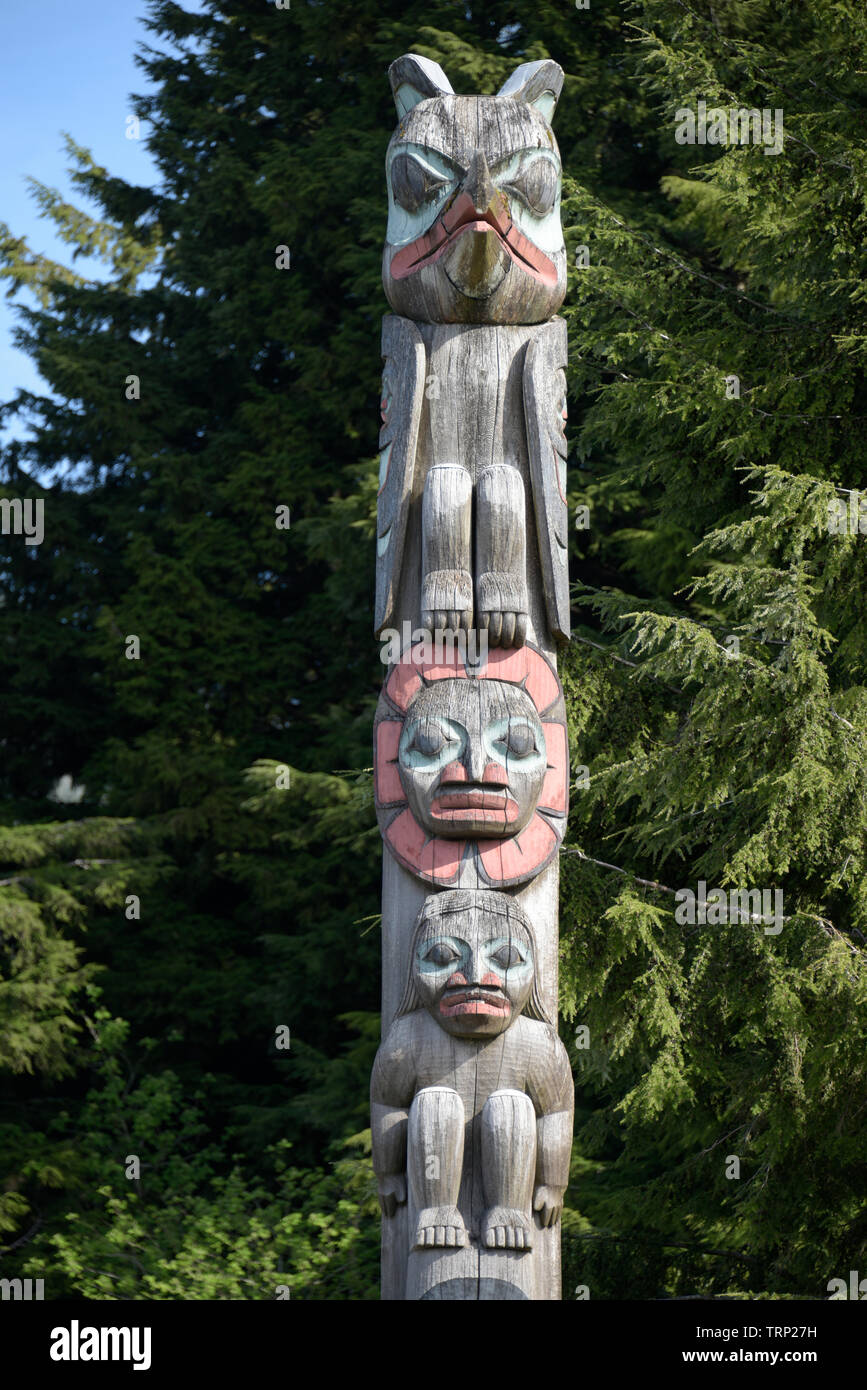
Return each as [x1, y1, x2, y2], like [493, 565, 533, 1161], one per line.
[414, 1205, 469, 1249]
[477, 609, 528, 648]
[481, 1205, 534, 1250]
[476, 571, 528, 647]
[421, 569, 473, 634]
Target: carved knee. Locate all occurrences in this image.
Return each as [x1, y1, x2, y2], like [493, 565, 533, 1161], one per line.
[409, 1087, 468, 1250]
[476, 467, 528, 646]
[480, 1089, 537, 1248]
[421, 467, 473, 631]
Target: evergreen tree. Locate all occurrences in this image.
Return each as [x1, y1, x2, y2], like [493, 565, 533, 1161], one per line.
[1, 0, 863, 1300]
[558, 0, 867, 1296]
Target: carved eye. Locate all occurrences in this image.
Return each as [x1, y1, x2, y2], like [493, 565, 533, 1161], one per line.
[491, 943, 525, 968]
[409, 721, 449, 758]
[423, 942, 461, 967]
[503, 722, 537, 758]
[390, 154, 449, 213]
[501, 157, 558, 216]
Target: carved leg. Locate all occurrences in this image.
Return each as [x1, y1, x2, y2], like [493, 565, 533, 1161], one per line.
[476, 465, 529, 647]
[421, 465, 473, 633]
[481, 1089, 536, 1250]
[408, 1086, 469, 1249]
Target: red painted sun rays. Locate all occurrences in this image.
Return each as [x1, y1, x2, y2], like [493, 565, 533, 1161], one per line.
[374, 643, 568, 889]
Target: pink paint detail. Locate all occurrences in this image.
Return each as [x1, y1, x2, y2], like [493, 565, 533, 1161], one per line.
[385, 660, 423, 712]
[375, 722, 405, 805]
[386, 810, 463, 882]
[480, 647, 560, 715]
[430, 794, 518, 825]
[417, 834, 465, 882]
[440, 998, 510, 1017]
[440, 761, 466, 783]
[389, 189, 558, 287]
[440, 980, 510, 1018]
[482, 762, 509, 785]
[478, 813, 557, 884]
[420, 652, 464, 682]
[446, 972, 468, 987]
[480, 972, 503, 988]
[539, 722, 568, 813]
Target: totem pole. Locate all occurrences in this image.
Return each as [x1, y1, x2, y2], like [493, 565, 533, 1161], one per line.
[371, 53, 574, 1301]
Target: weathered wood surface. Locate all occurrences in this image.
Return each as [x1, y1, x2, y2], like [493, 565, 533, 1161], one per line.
[372, 892, 573, 1300]
[372, 51, 573, 1301]
[375, 319, 570, 645]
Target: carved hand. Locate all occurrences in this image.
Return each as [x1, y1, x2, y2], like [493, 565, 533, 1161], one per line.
[532, 1184, 564, 1228]
[378, 1173, 407, 1218]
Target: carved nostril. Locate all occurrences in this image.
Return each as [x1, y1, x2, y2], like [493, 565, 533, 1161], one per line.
[441, 761, 466, 783]
[482, 763, 508, 785]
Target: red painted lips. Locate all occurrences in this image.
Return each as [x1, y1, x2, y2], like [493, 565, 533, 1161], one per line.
[430, 787, 519, 824]
[439, 987, 511, 1018]
[389, 189, 558, 287]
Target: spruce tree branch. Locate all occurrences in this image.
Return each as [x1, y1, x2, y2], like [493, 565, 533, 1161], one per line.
[0, 858, 119, 887]
[668, 1, 860, 115]
[561, 847, 861, 954]
[581, 200, 827, 325]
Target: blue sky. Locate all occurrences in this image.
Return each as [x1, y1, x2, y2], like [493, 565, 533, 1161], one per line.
[0, 0, 204, 440]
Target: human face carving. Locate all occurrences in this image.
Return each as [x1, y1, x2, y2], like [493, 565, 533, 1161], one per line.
[413, 903, 535, 1038]
[398, 679, 546, 839]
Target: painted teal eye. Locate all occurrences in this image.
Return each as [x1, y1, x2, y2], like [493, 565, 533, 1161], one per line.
[503, 722, 537, 757]
[491, 943, 525, 968]
[423, 942, 461, 967]
[501, 157, 557, 216]
[391, 154, 448, 213]
[409, 721, 449, 758]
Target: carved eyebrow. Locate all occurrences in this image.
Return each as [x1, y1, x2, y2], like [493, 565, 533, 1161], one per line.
[389, 141, 465, 179]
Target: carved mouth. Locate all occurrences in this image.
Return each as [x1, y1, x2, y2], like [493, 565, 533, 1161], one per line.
[430, 786, 519, 824]
[389, 194, 558, 287]
[440, 986, 510, 1018]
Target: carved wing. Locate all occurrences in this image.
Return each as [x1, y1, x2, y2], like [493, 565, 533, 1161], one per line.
[375, 314, 426, 636]
[523, 318, 570, 641]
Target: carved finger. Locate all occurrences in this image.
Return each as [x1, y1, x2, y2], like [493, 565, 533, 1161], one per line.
[478, 610, 490, 630]
[501, 612, 516, 648]
[421, 610, 434, 631]
[448, 610, 459, 630]
[435, 1226, 446, 1246]
[490, 612, 503, 645]
[515, 612, 527, 647]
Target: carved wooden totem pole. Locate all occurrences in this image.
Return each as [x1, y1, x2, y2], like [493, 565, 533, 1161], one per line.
[371, 53, 574, 1301]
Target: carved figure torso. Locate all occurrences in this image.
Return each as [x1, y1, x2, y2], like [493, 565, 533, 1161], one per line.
[373, 1008, 572, 1126]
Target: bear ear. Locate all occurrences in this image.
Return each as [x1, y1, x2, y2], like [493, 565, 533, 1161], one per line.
[388, 54, 454, 118]
[497, 59, 564, 122]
